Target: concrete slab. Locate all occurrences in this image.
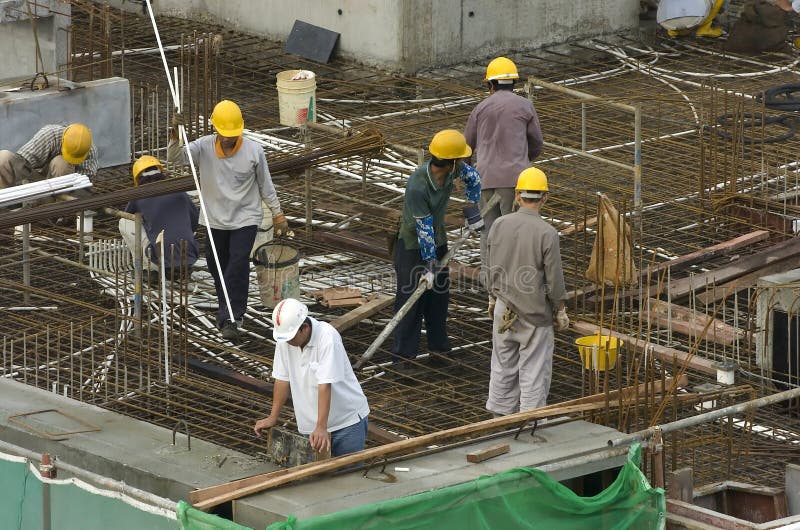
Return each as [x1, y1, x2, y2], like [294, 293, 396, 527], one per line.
[0, 378, 278, 503]
[233, 419, 626, 528]
[0, 77, 131, 168]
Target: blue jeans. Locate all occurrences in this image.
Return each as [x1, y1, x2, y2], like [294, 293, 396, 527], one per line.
[331, 415, 368, 457]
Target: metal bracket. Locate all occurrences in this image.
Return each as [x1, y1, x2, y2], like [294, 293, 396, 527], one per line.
[172, 419, 191, 451]
[8, 408, 101, 440]
[514, 419, 538, 440]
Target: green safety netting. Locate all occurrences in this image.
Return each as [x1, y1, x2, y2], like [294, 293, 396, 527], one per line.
[266, 444, 665, 530]
[177, 501, 253, 530]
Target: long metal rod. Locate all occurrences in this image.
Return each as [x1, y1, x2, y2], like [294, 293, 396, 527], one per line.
[608, 384, 800, 447]
[354, 193, 500, 369]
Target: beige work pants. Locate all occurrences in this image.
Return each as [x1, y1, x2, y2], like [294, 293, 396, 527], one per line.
[486, 298, 554, 416]
[0, 150, 75, 190]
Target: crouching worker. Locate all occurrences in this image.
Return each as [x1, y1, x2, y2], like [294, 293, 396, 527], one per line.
[119, 155, 199, 275]
[254, 298, 370, 457]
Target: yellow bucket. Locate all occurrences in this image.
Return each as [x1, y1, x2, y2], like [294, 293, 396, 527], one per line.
[575, 334, 622, 371]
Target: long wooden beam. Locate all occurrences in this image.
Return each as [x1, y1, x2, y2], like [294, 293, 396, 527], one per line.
[643, 298, 743, 346]
[571, 321, 718, 375]
[189, 378, 685, 510]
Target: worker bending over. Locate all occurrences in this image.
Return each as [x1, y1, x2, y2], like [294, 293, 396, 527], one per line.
[657, 0, 726, 37]
[392, 129, 482, 366]
[0, 123, 98, 189]
[167, 100, 289, 341]
[254, 298, 370, 457]
[119, 155, 199, 275]
[485, 167, 569, 416]
[465, 56, 543, 290]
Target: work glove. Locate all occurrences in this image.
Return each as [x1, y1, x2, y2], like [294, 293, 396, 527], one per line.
[488, 295, 496, 318]
[273, 214, 289, 236]
[171, 110, 186, 128]
[463, 203, 484, 232]
[421, 259, 438, 290]
[555, 307, 570, 331]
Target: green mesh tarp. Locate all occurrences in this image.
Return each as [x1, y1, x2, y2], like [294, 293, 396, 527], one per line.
[0, 454, 251, 530]
[177, 501, 253, 530]
[267, 445, 665, 530]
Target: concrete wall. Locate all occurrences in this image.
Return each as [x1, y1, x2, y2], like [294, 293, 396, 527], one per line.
[109, 0, 637, 72]
[0, 77, 132, 168]
[0, 0, 71, 82]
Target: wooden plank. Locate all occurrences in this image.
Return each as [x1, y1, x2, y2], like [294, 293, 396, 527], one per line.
[644, 298, 743, 346]
[571, 321, 718, 375]
[449, 260, 481, 282]
[190, 400, 616, 509]
[330, 294, 394, 333]
[466, 443, 510, 463]
[559, 216, 598, 236]
[190, 378, 686, 510]
[652, 237, 800, 301]
[695, 258, 797, 306]
[325, 297, 364, 308]
[641, 230, 769, 277]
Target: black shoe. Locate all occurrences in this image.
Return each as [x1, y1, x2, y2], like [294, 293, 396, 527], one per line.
[426, 351, 452, 368]
[221, 321, 240, 341]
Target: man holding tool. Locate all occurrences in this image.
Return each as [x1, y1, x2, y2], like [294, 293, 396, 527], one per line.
[254, 298, 370, 457]
[391, 129, 482, 367]
[168, 99, 289, 341]
[484, 167, 569, 416]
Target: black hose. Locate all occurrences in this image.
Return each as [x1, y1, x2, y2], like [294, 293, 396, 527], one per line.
[711, 112, 796, 144]
[756, 84, 800, 111]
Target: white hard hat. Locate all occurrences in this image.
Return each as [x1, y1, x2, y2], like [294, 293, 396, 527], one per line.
[272, 298, 309, 342]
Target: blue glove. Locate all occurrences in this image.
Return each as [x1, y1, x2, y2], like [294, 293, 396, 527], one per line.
[421, 259, 438, 290]
[463, 203, 484, 232]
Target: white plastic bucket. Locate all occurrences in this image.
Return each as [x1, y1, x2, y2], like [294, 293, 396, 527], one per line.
[276, 70, 316, 127]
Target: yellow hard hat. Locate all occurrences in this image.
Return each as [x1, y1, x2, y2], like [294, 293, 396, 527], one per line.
[429, 129, 472, 160]
[132, 155, 163, 186]
[61, 124, 92, 165]
[516, 167, 549, 197]
[211, 100, 244, 137]
[484, 57, 519, 82]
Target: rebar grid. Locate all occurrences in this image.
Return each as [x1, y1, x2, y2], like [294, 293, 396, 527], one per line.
[1, 1, 799, 490]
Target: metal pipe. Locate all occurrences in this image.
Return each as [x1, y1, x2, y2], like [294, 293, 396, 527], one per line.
[634, 105, 643, 230]
[543, 141, 634, 172]
[609, 384, 800, 447]
[0, 439, 178, 512]
[22, 221, 30, 305]
[526, 76, 637, 113]
[581, 102, 587, 152]
[134, 213, 143, 338]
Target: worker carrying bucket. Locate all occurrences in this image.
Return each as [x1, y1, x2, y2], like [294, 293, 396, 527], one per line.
[253, 241, 301, 309]
[484, 167, 569, 417]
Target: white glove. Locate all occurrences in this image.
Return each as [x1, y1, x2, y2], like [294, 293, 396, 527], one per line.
[555, 307, 570, 331]
[488, 295, 496, 318]
[420, 260, 437, 290]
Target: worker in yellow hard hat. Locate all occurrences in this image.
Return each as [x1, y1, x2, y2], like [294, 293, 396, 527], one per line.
[119, 155, 199, 275]
[0, 123, 98, 191]
[391, 129, 482, 371]
[167, 100, 288, 341]
[484, 166, 568, 417]
[465, 57, 543, 300]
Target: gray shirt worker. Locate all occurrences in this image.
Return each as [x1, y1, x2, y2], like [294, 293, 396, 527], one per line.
[167, 135, 283, 229]
[486, 208, 567, 327]
[464, 90, 543, 189]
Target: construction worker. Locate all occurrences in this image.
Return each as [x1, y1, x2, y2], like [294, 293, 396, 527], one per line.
[464, 56, 543, 291]
[254, 298, 370, 457]
[0, 123, 98, 189]
[119, 155, 199, 274]
[484, 167, 569, 416]
[392, 129, 482, 366]
[167, 100, 289, 341]
[657, 0, 726, 37]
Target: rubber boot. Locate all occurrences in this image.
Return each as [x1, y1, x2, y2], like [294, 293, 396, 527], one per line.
[695, 0, 725, 37]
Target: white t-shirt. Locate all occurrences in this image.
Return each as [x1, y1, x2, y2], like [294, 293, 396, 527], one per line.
[272, 317, 370, 434]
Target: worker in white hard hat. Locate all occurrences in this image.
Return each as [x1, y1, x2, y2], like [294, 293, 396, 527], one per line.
[391, 129, 482, 367]
[119, 155, 199, 275]
[0, 123, 98, 190]
[464, 57, 543, 297]
[484, 167, 569, 416]
[657, 0, 726, 37]
[167, 100, 289, 341]
[254, 298, 370, 457]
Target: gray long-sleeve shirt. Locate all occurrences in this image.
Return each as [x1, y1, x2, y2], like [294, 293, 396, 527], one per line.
[464, 90, 543, 190]
[486, 207, 567, 327]
[167, 134, 282, 230]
